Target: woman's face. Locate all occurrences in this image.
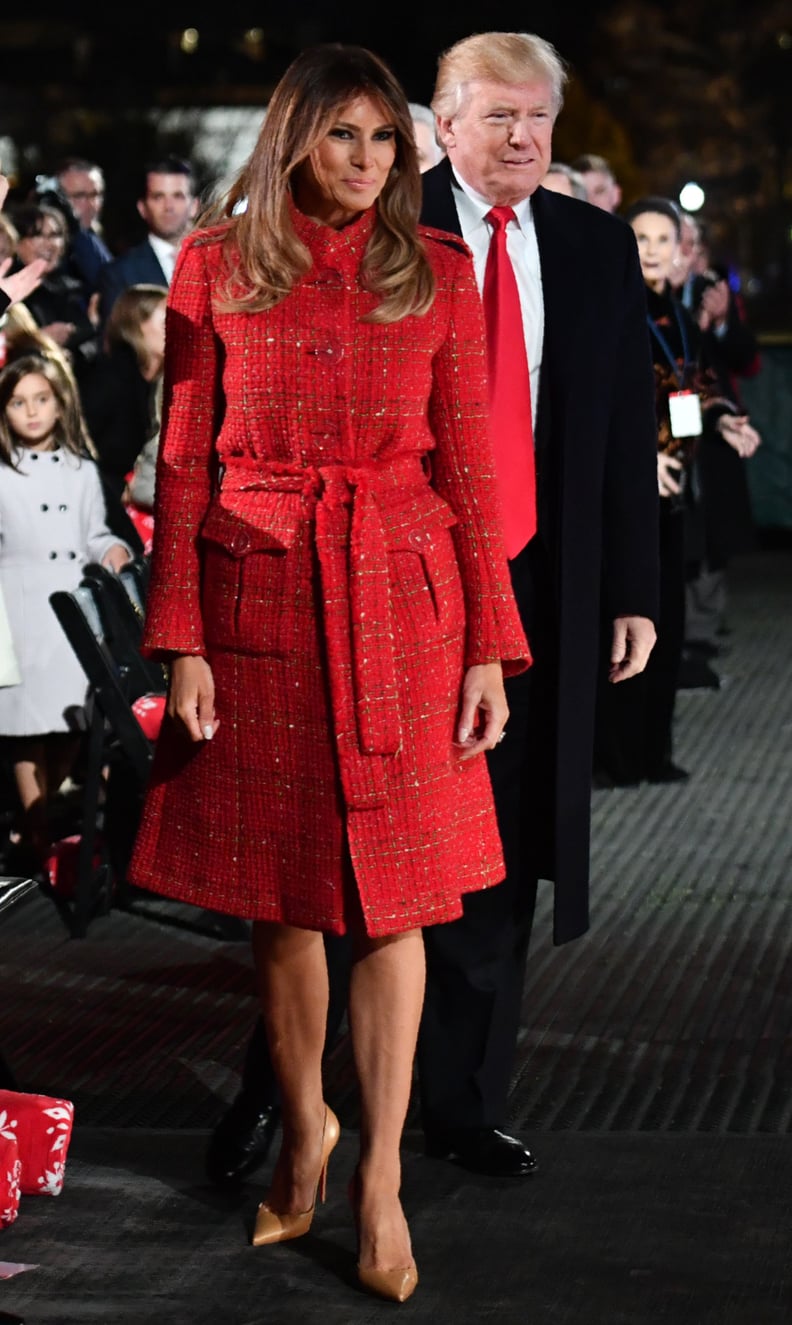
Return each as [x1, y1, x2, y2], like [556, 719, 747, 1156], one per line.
[292, 94, 398, 228]
[630, 211, 680, 293]
[16, 218, 67, 275]
[139, 302, 167, 370]
[5, 372, 60, 449]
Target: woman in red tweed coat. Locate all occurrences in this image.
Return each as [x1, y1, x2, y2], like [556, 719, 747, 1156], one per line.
[129, 45, 528, 1300]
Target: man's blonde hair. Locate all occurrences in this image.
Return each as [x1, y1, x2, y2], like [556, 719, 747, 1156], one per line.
[432, 32, 568, 120]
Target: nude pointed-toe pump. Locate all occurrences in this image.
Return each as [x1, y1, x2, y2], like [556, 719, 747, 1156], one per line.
[251, 1105, 340, 1247]
[349, 1170, 419, 1302]
[357, 1261, 419, 1303]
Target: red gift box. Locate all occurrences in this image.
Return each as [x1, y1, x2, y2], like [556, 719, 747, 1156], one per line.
[0, 1131, 21, 1226]
[131, 692, 166, 741]
[0, 1091, 74, 1196]
[125, 503, 155, 555]
[44, 836, 102, 901]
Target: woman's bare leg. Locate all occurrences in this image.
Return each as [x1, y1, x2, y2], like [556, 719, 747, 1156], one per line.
[12, 739, 50, 862]
[44, 733, 80, 802]
[348, 927, 425, 1271]
[251, 920, 330, 1213]
[12, 734, 81, 864]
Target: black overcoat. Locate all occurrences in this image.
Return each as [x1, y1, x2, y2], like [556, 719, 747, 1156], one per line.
[421, 161, 660, 943]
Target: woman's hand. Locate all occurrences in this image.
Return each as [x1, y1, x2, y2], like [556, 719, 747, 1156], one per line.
[657, 452, 683, 497]
[101, 543, 131, 572]
[41, 320, 77, 346]
[454, 662, 508, 762]
[0, 255, 46, 307]
[169, 655, 220, 743]
[717, 413, 761, 458]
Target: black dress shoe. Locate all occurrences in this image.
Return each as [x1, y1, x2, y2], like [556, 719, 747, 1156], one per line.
[677, 656, 721, 690]
[645, 761, 690, 784]
[205, 1096, 280, 1188]
[424, 1126, 537, 1176]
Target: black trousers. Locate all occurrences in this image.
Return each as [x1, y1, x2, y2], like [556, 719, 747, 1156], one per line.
[242, 538, 555, 1133]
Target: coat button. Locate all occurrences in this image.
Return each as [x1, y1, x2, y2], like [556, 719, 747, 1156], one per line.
[41, 503, 49, 511]
[52, 454, 60, 462]
[407, 529, 432, 550]
[67, 551, 77, 559]
[231, 531, 250, 554]
[306, 336, 344, 363]
[49, 551, 57, 559]
[59, 503, 68, 511]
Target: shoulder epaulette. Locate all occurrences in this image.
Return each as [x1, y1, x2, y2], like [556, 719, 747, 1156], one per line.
[418, 224, 470, 259]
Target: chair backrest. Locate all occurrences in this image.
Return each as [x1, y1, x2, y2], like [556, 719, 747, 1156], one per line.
[81, 562, 165, 695]
[118, 564, 145, 616]
[49, 580, 159, 783]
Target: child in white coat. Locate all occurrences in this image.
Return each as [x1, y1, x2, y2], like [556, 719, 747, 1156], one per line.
[0, 352, 130, 874]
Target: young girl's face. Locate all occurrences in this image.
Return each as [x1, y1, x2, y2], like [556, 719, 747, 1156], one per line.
[4, 372, 60, 450]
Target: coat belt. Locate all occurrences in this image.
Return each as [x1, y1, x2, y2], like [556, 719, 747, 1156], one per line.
[228, 454, 436, 809]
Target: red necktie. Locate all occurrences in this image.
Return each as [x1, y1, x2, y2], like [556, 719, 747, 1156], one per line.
[482, 206, 537, 558]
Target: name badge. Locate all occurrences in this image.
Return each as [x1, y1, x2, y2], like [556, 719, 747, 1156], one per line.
[668, 390, 703, 438]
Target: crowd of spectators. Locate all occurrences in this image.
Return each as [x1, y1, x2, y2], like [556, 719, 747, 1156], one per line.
[0, 117, 764, 879]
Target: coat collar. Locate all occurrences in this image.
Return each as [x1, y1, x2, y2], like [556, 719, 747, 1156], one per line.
[419, 158, 463, 237]
[288, 197, 376, 270]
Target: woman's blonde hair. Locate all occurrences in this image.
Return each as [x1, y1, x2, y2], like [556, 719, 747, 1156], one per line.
[0, 352, 94, 470]
[432, 32, 568, 121]
[105, 282, 169, 372]
[200, 43, 434, 324]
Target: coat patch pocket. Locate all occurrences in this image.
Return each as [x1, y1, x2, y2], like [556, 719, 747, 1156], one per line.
[199, 508, 305, 657]
[389, 523, 464, 639]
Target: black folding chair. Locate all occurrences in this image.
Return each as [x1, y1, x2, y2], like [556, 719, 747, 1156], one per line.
[81, 561, 165, 693]
[49, 573, 166, 937]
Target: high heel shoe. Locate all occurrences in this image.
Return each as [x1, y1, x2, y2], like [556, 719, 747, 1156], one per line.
[251, 1104, 340, 1246]
[357, 1261, 418, 1304]
[349, 1171, 418, 1303]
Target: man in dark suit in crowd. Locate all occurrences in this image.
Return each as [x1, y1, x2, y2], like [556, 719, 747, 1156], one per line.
[99, 156, 199, 325]
[206, 30, 660, 1184]
[54, 157, 113, 298]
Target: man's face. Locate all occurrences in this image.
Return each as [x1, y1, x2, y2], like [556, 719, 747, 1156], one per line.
[669, 215, 700, 288]
[437, 78, 555, 206]
[581, 169, 621, 212]
[137, 172, 199, 243]
[542, 169, 574, 198]
[412, 119, 440, 173]
[59, 166, 105, 230]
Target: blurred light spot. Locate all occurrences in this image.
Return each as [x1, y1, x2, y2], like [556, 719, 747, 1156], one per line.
[679, 181, 705, 211]
[180, 28, 200, 55]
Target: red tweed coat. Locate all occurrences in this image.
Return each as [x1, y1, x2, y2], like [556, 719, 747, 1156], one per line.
[128, 205, 530, 937]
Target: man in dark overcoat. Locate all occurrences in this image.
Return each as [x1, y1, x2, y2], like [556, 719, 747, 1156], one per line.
[205, 30, 661, 1183]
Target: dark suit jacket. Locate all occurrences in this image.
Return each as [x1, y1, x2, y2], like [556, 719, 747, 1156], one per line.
[421, 158, 660, 942]
[98, 239, 169, 326]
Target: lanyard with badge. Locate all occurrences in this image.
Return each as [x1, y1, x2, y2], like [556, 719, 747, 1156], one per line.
[647, 305, 703, 438]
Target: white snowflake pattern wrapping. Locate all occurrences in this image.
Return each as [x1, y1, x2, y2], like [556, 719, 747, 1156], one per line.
[0, 1134, 21, 1226]
[0, 1091, 74, 1197]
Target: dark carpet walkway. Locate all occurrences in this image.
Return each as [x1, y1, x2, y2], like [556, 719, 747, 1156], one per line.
[1, 547, 791, 1323]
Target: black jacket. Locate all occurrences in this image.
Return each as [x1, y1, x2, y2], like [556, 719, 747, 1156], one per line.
[420, 159, 660, 941]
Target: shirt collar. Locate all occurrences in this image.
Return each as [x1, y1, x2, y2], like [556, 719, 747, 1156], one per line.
[148, 233, 179, 277]
[450, 166, 535, 234]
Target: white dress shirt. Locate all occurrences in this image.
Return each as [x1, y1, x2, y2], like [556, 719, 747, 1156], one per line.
[148, 234, 180, 284]
[450, 167, 544, 429]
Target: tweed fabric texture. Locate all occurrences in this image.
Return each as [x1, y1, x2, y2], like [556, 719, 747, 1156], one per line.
[129, 206, 530, 936]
